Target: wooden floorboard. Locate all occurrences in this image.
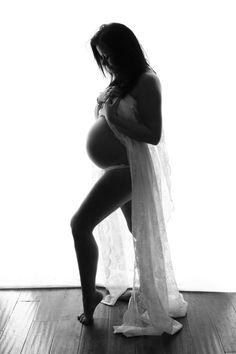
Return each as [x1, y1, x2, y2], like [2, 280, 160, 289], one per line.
[107, 301, 136, 354]
[50, 289, 83, 354]
[50, 319, 81, 354]
[197, 292, 236, 353]
[21, 321, 58, 354]
[0, 300, 38, 354]
[0, 289, 235, 354]
[33, 289, 66, 321]
[78, 288, 111, 354]
[0, 290, 21, 334]
[184, 292, 225, 354]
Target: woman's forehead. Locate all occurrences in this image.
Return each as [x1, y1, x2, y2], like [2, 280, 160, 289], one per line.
[96, 44, 110, 56]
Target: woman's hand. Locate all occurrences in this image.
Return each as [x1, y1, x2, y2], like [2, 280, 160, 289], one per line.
[104, 95, 122, 124]
[97, 86, 121, 106]
[107, 86, 122, 100]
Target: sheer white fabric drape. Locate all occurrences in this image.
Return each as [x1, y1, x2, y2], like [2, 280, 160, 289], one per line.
[93, 87, 188, 337]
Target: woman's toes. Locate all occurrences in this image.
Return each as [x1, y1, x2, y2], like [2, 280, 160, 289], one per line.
[78, 290, 104, 326]
[77, 313, 94, 325]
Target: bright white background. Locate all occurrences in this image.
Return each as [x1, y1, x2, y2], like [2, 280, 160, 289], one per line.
[0, 0, 235, 291]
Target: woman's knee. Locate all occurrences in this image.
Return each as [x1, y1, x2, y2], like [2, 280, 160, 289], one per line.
[70, 168, 132, 239]
[70, 208, 93, 239]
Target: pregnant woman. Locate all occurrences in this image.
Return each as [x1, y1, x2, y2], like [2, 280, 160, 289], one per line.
[70, 23, 188, 337]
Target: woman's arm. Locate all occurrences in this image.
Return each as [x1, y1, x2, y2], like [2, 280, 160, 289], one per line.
[105, 73, 162, 145]
[109, 112, 159, 144]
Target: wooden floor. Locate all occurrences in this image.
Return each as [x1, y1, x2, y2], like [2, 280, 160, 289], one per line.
[0, 288, 235, 354]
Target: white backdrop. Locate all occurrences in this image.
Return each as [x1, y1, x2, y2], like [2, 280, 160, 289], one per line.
[0, 0, 235, 291]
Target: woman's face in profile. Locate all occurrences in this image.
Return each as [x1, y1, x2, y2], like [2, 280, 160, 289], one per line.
[96, 44, 117, 75]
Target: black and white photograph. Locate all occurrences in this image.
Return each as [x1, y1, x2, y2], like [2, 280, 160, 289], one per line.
[0, 0, 236, 353]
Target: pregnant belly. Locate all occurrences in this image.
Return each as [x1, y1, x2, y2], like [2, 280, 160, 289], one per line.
[86, 116, 129, 169]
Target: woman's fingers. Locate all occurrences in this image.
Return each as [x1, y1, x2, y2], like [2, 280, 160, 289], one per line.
[108, 86, 121, 97]
[107, 95, 120, 105]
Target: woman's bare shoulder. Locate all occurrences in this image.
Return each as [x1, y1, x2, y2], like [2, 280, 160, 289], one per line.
[140, 70, 161, 90]
[129, 70, 161, 99]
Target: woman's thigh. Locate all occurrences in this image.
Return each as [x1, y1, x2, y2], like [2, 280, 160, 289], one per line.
[71, 167, 132, 234]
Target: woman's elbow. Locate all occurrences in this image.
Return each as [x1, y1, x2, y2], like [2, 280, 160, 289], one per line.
[147, 138, 158, 145]
[149, 133, 161, 145]
[148, 123, 162, 145]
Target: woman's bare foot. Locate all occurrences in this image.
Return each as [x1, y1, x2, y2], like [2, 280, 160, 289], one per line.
[78, 290, 104, 325]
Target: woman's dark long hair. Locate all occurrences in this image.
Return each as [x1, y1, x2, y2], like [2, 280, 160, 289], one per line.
[90, 23, 156, 98]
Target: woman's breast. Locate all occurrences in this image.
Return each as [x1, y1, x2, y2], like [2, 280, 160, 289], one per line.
[86, 115, 128, 169]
